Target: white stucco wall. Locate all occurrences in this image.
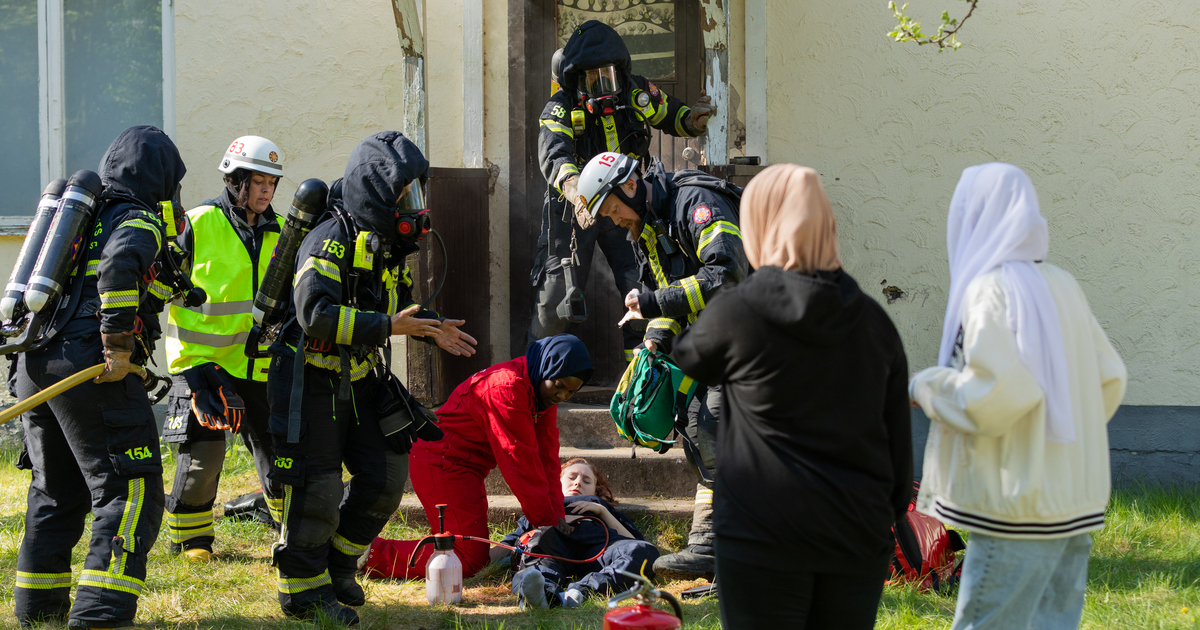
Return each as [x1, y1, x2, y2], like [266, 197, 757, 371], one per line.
[761, 0, 1200, 405]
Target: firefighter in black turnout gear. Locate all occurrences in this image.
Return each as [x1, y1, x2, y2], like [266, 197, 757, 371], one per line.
[575, 151, 747, 583]
[12, 126, 186, 628]
[530, 20, 716, 362]
[268, 132, 476, 625]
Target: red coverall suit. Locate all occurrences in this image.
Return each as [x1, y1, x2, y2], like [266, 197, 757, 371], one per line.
[362, 356, 566, 578]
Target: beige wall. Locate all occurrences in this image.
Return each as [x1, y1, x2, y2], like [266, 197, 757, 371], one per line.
[422, 0, 511, 361]
[760, 0, 1200, 405]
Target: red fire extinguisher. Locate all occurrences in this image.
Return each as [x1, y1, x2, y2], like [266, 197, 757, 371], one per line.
[603, 570, 683, 630]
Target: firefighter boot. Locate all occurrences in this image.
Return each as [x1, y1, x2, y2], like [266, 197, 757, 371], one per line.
[330, 549, 366, 607]
[652, 545, 715, 582]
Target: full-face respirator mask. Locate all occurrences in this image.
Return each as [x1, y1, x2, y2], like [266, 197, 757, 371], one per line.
[579, 65, 622, 115]
[394, 180, 431, 242]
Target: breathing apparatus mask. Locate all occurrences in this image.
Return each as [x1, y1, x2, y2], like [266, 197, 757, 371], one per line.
[578, 65, 622, 115]
[394, 180, 431, 242]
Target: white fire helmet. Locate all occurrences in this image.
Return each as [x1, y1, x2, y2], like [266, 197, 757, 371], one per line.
[576, 152, 638, 225]
[218, 135, 284, 178]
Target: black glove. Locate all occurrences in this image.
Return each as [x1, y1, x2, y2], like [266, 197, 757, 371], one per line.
[182, 363, 245, 432]
[378, 375, 443, 454]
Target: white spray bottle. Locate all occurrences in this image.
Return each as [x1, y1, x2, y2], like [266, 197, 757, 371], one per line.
[422, 504, 462, 604]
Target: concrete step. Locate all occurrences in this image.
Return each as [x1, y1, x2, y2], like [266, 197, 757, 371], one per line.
[569, 386, 618, 406]
[394, 494, 694, 529]
[556, 403, 631, 449]
[402, 446, 699, 500]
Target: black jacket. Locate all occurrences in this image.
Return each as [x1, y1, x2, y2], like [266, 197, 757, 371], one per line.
[672, 267, 912, 575]
[634, 166, 748, 353]
[285, 132, 436, 371]
[539, 20, 695, 193]
[50, 126, 185, 348]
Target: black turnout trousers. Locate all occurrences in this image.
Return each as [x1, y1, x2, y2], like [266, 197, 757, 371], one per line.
[529, 194, 644, 354]
[716, 552, 886, 630]
[267, 349, 408, 614]
[163, 375, 282, 551]
[13, 329, 164, 628]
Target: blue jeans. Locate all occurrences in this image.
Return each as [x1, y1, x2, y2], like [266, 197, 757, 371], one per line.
[951, 532, 1092, 630]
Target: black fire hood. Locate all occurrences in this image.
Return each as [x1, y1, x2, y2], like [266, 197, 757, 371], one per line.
[99, 125, 186, 210]
[342, 131, 430, 239]
[559, 20, 633, 95]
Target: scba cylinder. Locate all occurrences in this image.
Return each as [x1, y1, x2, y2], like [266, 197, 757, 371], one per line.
[252, 178, 327, 325]
[1, 179, 67, 322]
[24, 170, 104, 314]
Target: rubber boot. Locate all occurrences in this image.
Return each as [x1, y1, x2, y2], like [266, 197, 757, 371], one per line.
[652, 544, 716, 582]
[286, 601, 360, 626]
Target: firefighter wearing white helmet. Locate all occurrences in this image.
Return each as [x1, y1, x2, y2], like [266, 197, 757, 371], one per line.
[161, 135, 287, 560]
[578, 150, 749, 584]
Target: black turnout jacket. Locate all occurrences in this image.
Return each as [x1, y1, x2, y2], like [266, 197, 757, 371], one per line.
[49, 126, 185, 353]
[539, 20, 696, 194]
[285, 132, 436, 378]
[632, 165, 748, 353]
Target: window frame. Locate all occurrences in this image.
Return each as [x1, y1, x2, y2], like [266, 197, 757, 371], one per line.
[9, 0, 176, 231]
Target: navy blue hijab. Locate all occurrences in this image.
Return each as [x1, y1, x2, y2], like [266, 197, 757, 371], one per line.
[526, 335, 593, 408]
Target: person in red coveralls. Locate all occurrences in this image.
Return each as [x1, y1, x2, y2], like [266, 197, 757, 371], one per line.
[359, 334, 594, 579]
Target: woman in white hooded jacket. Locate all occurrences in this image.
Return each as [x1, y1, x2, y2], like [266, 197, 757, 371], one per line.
[910, 163, 1126, 630]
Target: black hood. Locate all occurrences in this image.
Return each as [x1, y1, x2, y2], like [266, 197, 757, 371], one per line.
[342, 131, 429, 238]
[559, 20, 633, 95]
[99, 125, 186, 210]
[739, 267, 866, 346]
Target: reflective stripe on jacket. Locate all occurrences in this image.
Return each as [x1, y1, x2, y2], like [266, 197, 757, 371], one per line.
[166, 205, 281, 381]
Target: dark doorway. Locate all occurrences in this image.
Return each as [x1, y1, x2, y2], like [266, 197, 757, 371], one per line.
[508, 0, 705, 387]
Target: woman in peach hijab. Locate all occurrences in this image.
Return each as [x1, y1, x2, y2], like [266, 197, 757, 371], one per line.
[671, 164, 913, 629]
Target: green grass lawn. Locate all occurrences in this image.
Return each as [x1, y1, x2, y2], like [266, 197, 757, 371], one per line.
[0, 443, 1197, 628]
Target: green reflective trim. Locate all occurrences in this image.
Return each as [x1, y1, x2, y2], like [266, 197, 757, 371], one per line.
[166, 511, 214, 526]
[698, 220, 742, 255]
[602, 115, 620, 152]
[647, 318, 681, 336]
[675, 106, 692, 137]
[649, 91, 670, 125]
[15, 571, 72, 589]
[332, 533, 369, 557]
[335, 307, 357, 345]
[99, 290, 139, 310]
[121, 219, 163, 251]
[680, 276, 705, 313]
[639, 226, 670, 289]
[304, 351, 377, 381]
[168, 525, 215, 544]
[165, 324, 250, 348]
[79, 570, 144, 596]
[296, 256, 341, 286]
[148, 280, 172, 300]
[277, 570, 332, 594]
[540, 119, 574, 138]
[84, 259, 100, 277]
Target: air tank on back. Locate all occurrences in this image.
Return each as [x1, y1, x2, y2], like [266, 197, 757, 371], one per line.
[0, 179, 67, 323]
[24, 170, 104, 314]
[252, 178, 328, 326]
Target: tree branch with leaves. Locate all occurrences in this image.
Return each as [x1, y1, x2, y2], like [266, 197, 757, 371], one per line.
[887, 0, 979, 51]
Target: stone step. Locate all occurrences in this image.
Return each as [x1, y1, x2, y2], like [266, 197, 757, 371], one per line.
[556, 402, 631, 449]
[393, 494, 694, 529]
[402, 446, 699, 500]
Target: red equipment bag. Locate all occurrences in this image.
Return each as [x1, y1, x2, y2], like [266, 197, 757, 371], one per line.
[889, 481, 966, 593]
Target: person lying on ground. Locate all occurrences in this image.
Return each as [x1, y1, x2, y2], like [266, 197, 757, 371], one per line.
[358, 334, 594, 580]
[508, 458, 659, 609]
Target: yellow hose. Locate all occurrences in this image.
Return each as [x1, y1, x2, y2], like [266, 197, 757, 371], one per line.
[0, 364, 148, 426]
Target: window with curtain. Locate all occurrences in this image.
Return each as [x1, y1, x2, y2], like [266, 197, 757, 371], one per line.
[0, 1, 41, 216]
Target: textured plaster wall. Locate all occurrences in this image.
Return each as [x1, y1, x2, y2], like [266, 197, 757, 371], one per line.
[764, 0, 1200, 405]
[173, 0, 416, 373]
[424, 0, 511, 361]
